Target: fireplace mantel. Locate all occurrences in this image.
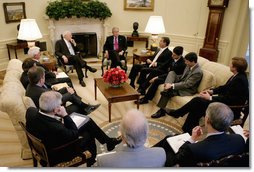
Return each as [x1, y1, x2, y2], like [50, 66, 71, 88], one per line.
[48, 17, 107, 56]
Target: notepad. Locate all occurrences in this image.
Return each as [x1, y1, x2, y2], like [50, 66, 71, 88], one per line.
[51, 82, 69, 91]
[56, 72, 69, 78]
[230, 125, 248, 141]
[69, 112, 90, 129]
[166, 133, 191, 153]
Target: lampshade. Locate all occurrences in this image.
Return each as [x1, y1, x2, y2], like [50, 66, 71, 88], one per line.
[17, 19, 42, 41]
[145, 16, 165, 34]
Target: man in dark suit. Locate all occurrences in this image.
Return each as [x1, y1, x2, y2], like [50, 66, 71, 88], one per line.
[20, 46, 73, 88]
[154, 102, 246, 167]
[25, 66, 100, 115]
[129, 37, 172, 88]
[103, 27, 127, 70]
[26, 91, 122, 166]
[55, 31, 97, 87]
[151, 52, 203, 119]
[165, 57, 249, 134]
[135, 46, 186, 104]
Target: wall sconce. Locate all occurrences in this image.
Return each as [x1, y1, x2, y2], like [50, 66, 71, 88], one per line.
[145, 16, 165, 51]
[17, 19, 42, 47]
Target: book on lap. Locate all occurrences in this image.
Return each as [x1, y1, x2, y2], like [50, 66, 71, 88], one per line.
[56, 72, 69, 78]
[69, 112, 90, 129]
[166, 133, 191, 153]
[230, 125, 248, 141]
[51, 82, 69, 91]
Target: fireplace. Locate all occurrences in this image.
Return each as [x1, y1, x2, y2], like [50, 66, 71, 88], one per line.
[72, 32, 97, 58]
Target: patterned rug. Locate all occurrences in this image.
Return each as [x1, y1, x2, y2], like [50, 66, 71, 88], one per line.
[97, 118, 182, 154]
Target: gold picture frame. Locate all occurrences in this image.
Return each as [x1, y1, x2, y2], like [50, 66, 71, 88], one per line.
[124, 0, 154, 11]
[3, 2, 26, 23]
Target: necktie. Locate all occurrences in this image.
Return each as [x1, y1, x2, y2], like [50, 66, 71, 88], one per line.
[114, 37, 119, 51]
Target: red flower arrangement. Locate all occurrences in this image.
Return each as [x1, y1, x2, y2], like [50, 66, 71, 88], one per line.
[103, 68, 128, 86]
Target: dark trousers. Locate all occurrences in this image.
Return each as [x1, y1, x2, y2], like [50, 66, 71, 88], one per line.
[79, 119, 111, 166]
[66, 55, 86, 81]
[129, 64, 149, 85]
[108, 50, 126, 69]
[144, 78, 165, 100]
[172, 97, 210, 134]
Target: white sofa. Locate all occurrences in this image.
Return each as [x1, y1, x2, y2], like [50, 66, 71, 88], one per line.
[0, 59, 35, 160]
[152, 47, 233, 110]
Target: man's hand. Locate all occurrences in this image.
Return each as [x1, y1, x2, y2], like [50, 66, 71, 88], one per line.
[147, 59, 152, 64]
[66, 87, 75, 94]
[62, 55, 68, 63]
[55, 106, 68, 117]
[118, 51, 124, 56]
[149, 76, 158, 83]
[164, 83, 172, 90]
[199, 91, 211, 100]
[201, 89, 213, 95]
[70, 39, 76, 46]
[191, 126, 203, 142]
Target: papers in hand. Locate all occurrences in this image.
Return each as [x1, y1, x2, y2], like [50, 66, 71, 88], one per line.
[51, 82, 69, 91]
[166, 133, 191, 153]
[56, 72, 69, 78]
[230, 125, 248, 142]
[69, 112, 90, 129]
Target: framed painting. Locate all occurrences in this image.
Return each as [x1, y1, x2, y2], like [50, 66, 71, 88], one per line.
[124, 0, 154, 11]
[3, 2, 26, 23]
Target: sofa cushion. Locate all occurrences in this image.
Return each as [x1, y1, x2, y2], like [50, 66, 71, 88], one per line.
[197, 69, 216, 93]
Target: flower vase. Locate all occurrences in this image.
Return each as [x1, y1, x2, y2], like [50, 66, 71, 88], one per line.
[110, 84, 121, 88]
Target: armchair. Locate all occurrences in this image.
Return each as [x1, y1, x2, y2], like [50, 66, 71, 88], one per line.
[19, 121, 90, 167]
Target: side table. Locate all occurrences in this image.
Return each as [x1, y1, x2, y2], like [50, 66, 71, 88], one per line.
[6, 42, 28, 60]
[132, 49, 154, 65]
[127, 35, 149, 48]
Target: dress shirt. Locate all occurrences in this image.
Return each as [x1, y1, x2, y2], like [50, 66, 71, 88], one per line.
[149, 47, 167, 67]
[64, 39, 75, 55]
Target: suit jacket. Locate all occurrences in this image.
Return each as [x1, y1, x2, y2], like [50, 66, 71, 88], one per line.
[174, 133, 245, 167]
[97, 144, 166, 167]
[103, 35, 127, 53]
[212, 72, 249, 106]
[55, 39, 79, 59]
[166, 63, 203, 96]
[158, 56, 186, 79]
[150, 48, 172, 69]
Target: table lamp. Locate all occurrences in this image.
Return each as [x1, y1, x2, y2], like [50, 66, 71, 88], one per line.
[17, 19, 42, 47]
[145, 16, 165, 51]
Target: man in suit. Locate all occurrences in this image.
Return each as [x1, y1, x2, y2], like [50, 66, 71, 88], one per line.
[135, 46, 186, 104]
[55, 31, 97, 87]
[165, 57, 249, 134]
[151, 52, 203, 119]
[103, 27, 127, 70]
[97, 109, 166, 167]
[25, 66, 100, 115]
[153, 102, 246, 167]
[26, 91, 122, 166]
[20, 46, 73, 88]
[129, 37, 172, 88]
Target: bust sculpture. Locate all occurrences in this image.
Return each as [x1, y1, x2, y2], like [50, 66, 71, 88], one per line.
[132, 22, 139, 37]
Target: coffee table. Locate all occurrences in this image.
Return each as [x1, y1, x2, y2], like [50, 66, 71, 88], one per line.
[94, 78, 140, 122]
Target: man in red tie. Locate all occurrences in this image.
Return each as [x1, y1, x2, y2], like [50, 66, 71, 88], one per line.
[103, 27, 127, 70]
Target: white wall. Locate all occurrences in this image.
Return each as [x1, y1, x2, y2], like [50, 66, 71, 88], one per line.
[0, 0, 250, 71]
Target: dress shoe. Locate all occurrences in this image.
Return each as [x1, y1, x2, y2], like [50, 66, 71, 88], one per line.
[163, 108, 179, 118]
[84, 104, 101, 114]
[134, 97, 149, 104]
[79, 80, 86, 87]
[106, 136, 122, 151]
[88, 67, 97, 73]
[151, 109, 166, 118]
[137, 89, 145, 95]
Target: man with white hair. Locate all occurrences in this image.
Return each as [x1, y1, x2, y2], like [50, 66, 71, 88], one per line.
[97, 109, 166, 167]
[55, 31, 97, 87]
[23, 46, 73, 88]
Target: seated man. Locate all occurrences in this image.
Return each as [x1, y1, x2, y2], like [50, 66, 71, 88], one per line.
[20, 46, 73, 88]
[135, 46, 186, 104]
[103, 27, 127, 70]
[151, 52, 203, 119]
[26, 66, 100, 115]
[97, 109, 166, 167]
[165, 57, 249, 134]
[26, 91, 122, 166]
[153, 102, 246, 167]
[55, 31, 97, 87]
[129, 37, 172, 88]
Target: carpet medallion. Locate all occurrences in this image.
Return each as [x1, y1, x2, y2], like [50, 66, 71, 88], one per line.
[97, 118, 182, 154]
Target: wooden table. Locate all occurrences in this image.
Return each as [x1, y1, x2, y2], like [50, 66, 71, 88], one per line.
[94, 78, 140, 122]
[127, 35, 149, 48]
[40, 52, 57, 71]
[132, 49, 154, 65]
[6, 42, 28, 60]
